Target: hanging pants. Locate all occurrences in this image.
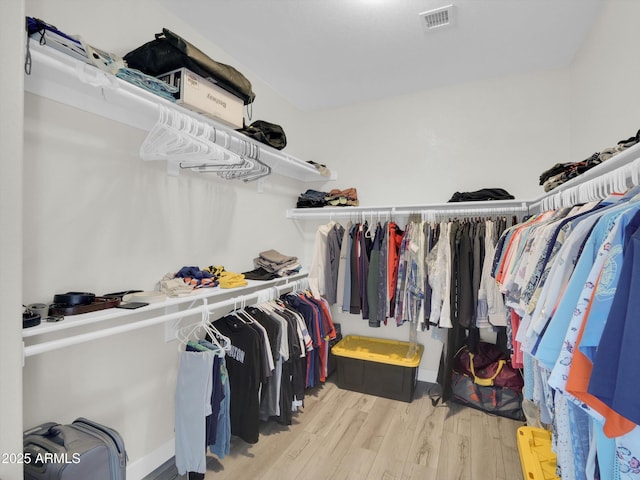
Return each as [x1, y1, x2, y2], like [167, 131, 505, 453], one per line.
[175, 350, 215, 475]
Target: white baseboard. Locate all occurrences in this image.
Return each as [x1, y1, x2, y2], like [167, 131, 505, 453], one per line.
[126, 438, 174, 480]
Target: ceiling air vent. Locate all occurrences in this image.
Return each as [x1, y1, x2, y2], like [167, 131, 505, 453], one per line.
[419, 5, 455, 32]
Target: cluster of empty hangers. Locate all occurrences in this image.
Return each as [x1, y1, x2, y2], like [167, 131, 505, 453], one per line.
[140, 105, 271, 181]
[173, 277, 309, 353]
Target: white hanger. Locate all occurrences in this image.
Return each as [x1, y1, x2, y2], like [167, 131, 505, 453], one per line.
[175, 304, 231, 354]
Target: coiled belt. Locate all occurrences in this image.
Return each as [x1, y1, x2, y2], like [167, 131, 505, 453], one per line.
[52, 292, 96, 306]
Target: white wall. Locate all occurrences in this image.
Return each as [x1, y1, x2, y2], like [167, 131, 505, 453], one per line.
[305, 69, 573, 205]
[11, 0, 640, 477]
[568, 0, 640, 157]
[294, 0, 640, 383]
[21, 1, 314, 477]
[0, 2, 25, 479]
[297, 63, 574, 381]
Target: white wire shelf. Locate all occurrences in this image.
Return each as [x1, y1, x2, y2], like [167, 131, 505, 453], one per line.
[287, 142, 640, 220]
[22, 272, 308, 359]
[24, 42, 336, 183]
[286, 199, 530, 220]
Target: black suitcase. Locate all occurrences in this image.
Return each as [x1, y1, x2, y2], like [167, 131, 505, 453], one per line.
[23, 418, 127, 480]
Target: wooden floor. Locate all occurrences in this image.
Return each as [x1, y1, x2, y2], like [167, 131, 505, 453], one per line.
[152, 378, 525, 480]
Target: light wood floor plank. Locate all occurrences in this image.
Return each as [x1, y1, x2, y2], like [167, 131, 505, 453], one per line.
[403, 402, 448, 470]
[157, 378, 525, 480]
[400, 461, 439, 480]
[497, 415, 524, 480]
[299, 408, 370, 480]
[351, 395, 399, 453]
[443, 400, 472, 435]
[469, 408, 506, 479]
[331, 447, 378, 480]
[434, 430, 471, 480]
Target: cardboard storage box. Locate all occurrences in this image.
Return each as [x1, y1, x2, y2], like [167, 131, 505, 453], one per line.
[158, 68, 244, 128]
[331, 335, 423, 402]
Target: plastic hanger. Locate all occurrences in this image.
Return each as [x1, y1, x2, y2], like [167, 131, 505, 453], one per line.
[175, 304, 230, 354]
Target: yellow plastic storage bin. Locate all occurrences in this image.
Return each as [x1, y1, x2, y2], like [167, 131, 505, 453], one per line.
[517, 426, 560, 480]
[331, 335, 423, 402]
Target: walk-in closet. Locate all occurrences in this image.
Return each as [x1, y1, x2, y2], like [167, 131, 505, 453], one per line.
[3, 1, 640, 479]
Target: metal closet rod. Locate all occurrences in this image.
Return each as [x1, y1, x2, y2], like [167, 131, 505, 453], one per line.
[288, 151, 640, 220]
[530, 156, 640, 212]
[22, 277, 308, 360]
[286, 201, 531, 220]
[287, 143, 640, 220]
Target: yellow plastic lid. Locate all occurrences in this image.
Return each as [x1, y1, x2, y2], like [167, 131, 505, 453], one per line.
[517, 426, 560, 480]
[331, 335, 424, 367]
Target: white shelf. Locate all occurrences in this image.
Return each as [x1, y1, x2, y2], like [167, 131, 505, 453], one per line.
[286, 199, 530, 220]
[23, 272, 307, 339]
[287, 142, 640, 219]
[22, 272, 308, 359]
[528, 141, 640, 209]
[24, 43, 336, 183]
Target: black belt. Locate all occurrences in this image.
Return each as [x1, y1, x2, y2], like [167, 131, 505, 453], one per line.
[52, 292, 95, 306]
[23, 311, 41, 328]
[49, 296, 120, 316]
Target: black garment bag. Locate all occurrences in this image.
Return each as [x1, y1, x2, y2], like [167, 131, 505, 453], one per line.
[123, 28, 256, 105]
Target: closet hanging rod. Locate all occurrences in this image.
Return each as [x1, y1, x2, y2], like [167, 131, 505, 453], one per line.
[22, 276, 308, 360]
[529, 142, 640, 209]
[529, 155, 640, 212]
[286, 200, 529, 220]
[24, 43, 336, 183]
[22, 272, 308, 339]
[286, 144, 640, 221]
[23, 305, 203, 359]
[198, 278, 306, 317]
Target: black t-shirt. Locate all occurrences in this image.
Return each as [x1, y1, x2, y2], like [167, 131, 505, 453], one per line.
[214, 314, 263, 444]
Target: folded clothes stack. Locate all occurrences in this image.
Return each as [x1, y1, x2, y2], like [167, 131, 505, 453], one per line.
[174, 266, 218, 288]
[160, 267, 214, 297]
[160, 277, 198, 297]
[296, 189, 327, 208]
[243, 249, 301, 281]
[161, 264, 251, 296]
[296, 188, 358, 208]
[539, 129, 640, 192]
[539, 153, 602, 192]
[204, 265, 248, 289]
[255, 249, 300, 274]
[325, 188, 359, 206]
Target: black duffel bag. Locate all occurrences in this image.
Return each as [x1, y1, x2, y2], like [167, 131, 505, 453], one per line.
[123, 28, 255, 105]
[238, 120, 287, 150]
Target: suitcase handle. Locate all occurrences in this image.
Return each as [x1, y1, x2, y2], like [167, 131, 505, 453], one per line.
[48, 425, 90, 450]
[23, 422, 59, 437]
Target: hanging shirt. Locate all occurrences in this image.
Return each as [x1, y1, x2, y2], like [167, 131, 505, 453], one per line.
[349, 224, 361, 315]
[427, 221, 452, 328]
[358, 222, 373, 320]
[367, 223, 384, 327]
[477, 220, 507, 328]
[387, 222, 404, 318]
[566, 208, 640, 438]
[308, 221, 336, 299]
[325, 223, 344, 304]
[214, 315, 263, 444]
[589, 225, 640, 427]
[336, 221, 351, 308]
[534, 199, 631, 370]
